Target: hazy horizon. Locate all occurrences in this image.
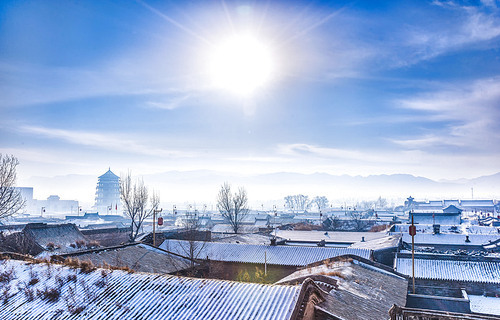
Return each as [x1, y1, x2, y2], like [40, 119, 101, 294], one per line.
[18, 169, 500, 210]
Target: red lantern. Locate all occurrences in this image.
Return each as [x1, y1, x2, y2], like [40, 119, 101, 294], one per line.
[158, 217, 164, 226]
[409, 225, 416, 236]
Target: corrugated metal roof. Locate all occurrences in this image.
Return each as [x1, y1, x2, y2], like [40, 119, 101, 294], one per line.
[395, 257, 500, 283]
[160, 240, 371, 265]
[276, 230, 387, 244]
[0, 259, 301, 320]
[400, 233, 500, 246]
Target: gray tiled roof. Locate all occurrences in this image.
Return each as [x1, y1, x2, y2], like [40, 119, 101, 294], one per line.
[395, 257, 500, 283]
[399, 233, 500, 246]
[160, 240, 372, 266]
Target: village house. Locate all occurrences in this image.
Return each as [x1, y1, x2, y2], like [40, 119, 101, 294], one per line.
[159, 239, 372, 283]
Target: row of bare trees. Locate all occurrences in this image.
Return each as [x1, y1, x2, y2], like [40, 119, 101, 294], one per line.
[284, 195, 390, 212]
[284, 195, 329, 212]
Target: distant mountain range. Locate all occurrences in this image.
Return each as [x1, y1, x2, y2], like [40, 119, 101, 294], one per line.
[21, 171, 500, 207]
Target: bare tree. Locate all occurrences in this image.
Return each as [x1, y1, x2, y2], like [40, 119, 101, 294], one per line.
[311, 196, 329, 212]
[120, 172, 160, 242]
[322, 216, 342, 231]
[0, 154, 25, 220]
[284, 194, 309, 212]
[216, 182, 248, 234]
[375, 196, 388, 209]
[284, 196, 294, 212]
[348, 211, 370, 231]
[179, 208, 208, 271]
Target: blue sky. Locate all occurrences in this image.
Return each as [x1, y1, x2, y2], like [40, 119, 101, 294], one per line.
[1, 0, 500, 203]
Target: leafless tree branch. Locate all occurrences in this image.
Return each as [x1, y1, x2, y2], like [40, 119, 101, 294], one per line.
[0, 154, 26, 220]
[216, 182, 248, 234]
[120, 172, 159, 242]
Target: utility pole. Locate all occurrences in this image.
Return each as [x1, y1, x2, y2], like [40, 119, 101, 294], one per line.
[264, 250, 267, 276]
[273, 205, 277, 239]
[409, 211, 416, 294]
[152, 208, 162, 247]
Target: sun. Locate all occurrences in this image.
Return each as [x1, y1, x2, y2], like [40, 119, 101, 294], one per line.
[208, 34, 274, 96]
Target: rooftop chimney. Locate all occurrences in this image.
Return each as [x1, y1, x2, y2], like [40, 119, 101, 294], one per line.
[433, 224, 440, 234]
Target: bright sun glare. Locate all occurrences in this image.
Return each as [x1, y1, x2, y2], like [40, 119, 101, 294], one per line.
[208, 34, 274, 96]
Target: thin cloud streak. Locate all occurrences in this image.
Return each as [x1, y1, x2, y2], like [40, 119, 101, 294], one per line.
[402, 3, 500, 65]
[17, 125, 197, 159]
[145, 94, 192, 110]
[395, 77, 500, 150]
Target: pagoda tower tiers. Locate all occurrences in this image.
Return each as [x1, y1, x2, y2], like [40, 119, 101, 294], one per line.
[94, 168, 121, 214]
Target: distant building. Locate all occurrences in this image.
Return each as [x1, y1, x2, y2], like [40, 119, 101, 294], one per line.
[15, 187, 79, 216]
[94, 168, 120, 214]
[410, 204, 462, 225]
[40, 195, 79, 216]
[405, 197, 498, 214]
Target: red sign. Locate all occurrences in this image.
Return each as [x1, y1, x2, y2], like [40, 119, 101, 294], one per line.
[409, 225, 416, 236]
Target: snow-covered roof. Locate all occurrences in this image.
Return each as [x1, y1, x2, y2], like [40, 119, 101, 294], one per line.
[160, 240, 372, 266]
[349, 234, 401, 251]
[468, 295, 500, 316]
[392, 224, 500, 235]
[400, 233, 500, 246]
[213, 233, 277, 245]
[57, 243, 192, 274]
[395, 256, 500, 283]
[460, 200, 495, 207]
[0, 259, 301, 320]
[275, 230, 387, 244]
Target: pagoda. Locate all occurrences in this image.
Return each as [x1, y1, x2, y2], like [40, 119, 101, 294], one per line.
[94, 168, 120, 214]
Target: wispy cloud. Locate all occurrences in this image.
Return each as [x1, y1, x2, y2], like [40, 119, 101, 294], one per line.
[145, 94, 192, 110]
[395, 77, 500, 150]
[276, 143, 402, 164]
[0, 61, 191, 108]
[17, 125, 196, 158]
[402, 2, 500, 63]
